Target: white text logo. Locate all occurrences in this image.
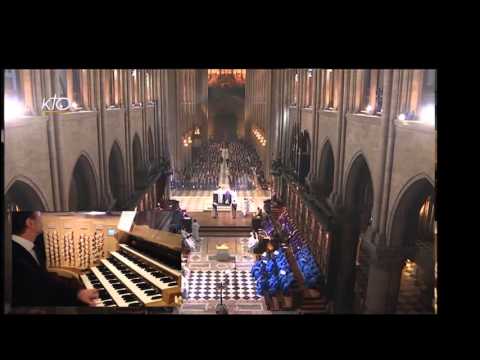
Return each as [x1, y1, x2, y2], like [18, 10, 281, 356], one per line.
[42, 94, 72, 113]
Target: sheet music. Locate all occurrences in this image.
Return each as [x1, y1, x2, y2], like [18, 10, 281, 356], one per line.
[117, 211, 137, 233]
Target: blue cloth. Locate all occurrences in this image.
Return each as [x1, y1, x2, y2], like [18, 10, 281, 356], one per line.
[266, 258, 277, 274]
[268, 275, 280, 295]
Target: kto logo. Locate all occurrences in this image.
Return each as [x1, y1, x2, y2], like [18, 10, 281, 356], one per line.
[42, 94, 72, 113]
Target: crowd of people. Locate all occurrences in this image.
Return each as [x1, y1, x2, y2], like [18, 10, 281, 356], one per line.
[170, 140, 268, 191]
[227, 141, 268, 190]
[171, 142, 222, 190]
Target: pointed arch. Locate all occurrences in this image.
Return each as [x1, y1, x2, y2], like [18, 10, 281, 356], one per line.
[108, 140, 126, 208]
[318, 139, 335, 198]
[389, 174, 436, 314]
[5, 176, 48, 211]
[344, 152, 374, 231]
[388, 174, 435, 248]
[68, 153, 98, 210]
[332, 151, 375, 313]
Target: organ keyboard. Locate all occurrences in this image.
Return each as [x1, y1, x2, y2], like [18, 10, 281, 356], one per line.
[79, 224, 182, 308]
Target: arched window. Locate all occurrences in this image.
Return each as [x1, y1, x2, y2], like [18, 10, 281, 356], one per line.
[324, 69, 337, 110]
[145, 70, 153, 104]
[395, 69, 435, 123]
[183, 71, 188, 103]
[66, 70, 87, 109]
[4, 70, 35, 117]
[130, 69, 139, 105]
[305, 69, 313, 108]
[56, 70, 68, 97]
[360, 70, 384, 114]
[292, 70, 299, 106]
[419, 70, 436, 124]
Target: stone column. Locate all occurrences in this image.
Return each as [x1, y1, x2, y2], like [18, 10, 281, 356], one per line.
[50, 69, 68, 210]
[97, 70, 108, 209]
[363, 251, 404, 314]
[332, 210, 360, 314]
[310, 69, 319, 180]
[123, 69, 134, 197]
[378, 70, 401, 246]
[44, 70, 62, 211]
[140, 70, 148, 167]
[331, 70, 348, 208]
[265, 70, 272, 178]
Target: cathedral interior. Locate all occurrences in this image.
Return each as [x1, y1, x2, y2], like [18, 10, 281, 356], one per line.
[3, 68, 436, 314]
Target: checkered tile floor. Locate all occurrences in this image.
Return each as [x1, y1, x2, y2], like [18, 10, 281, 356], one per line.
[186, 270, 261, 301]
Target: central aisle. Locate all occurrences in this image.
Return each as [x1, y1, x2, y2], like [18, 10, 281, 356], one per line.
[178, 146, 273, 314]
[219, 147, 230, 188]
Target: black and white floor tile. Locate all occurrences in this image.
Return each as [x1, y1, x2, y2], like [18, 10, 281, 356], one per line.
[186, 270, 260, 301]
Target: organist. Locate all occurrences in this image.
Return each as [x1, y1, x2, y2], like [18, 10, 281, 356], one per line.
[11, 211, 99, 307]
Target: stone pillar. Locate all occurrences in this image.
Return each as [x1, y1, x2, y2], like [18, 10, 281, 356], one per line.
[124, 70, 134, 197]
[363, 252, 404, 314]
[45, 70, 62, 211]
[365, 70, 396, 246]
[378, 70, 401, 242]
[97, 70, 108, 209]
[332, 211, 360, 314]
[331, 70, 348, 208]
[310, 69, 320, 181]
[50, 69, 68, 210]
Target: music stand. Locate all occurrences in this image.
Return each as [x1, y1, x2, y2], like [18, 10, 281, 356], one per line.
[215, 278, 229, 314]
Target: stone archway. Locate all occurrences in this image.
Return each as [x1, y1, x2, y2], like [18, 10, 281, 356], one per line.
[332, 153, 374, 313]
[390, 177, 435, 314]
[317, 140, 335, 199]
[68, 154, 98, 211]
[5, 179, 46, 211]
[108, 141, 126, 210]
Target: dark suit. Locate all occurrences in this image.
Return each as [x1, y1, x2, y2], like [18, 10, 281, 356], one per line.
[12, 238, 83, 307]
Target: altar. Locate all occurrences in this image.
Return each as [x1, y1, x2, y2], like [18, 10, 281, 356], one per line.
[215, 243, 231, 262]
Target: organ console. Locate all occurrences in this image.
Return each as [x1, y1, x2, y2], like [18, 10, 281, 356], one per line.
[42, 212, 182, 308]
